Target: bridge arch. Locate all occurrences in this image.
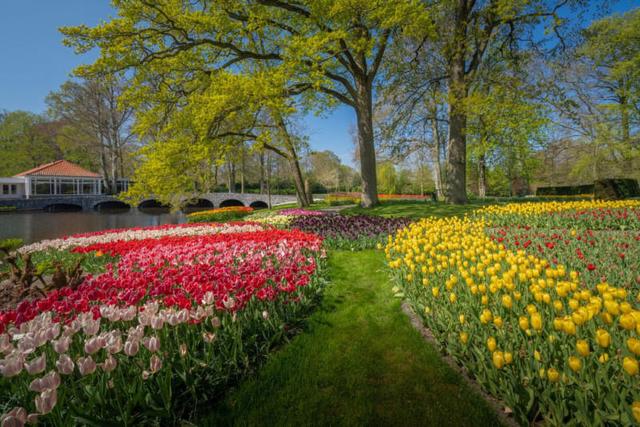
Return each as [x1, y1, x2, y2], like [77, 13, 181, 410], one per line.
[43, 203, 82, 212]
[219, 199, 245, 208]
[249, 200, 269, 209]
[184, 198, 214, 209]
[138, 199, 170, 209]
[94, 200, 131, 211]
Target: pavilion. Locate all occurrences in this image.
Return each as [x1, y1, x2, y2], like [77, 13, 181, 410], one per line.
[0, 160, 103, 199]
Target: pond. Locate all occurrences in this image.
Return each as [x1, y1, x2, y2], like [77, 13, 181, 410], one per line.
[0, 208, 187, 244]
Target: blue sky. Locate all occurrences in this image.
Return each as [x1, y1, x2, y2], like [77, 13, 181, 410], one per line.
[0, 1, 637, 167]
[0, 0, 356, 165]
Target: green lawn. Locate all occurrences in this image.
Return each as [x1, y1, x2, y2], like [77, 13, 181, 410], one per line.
[200, 251, 501, 426]
[341, 200, 487, 218]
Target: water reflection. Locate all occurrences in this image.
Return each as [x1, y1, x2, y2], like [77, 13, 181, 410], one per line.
[0, 208, 187, 244]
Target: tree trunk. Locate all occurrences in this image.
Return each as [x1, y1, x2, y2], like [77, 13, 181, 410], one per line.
[445, 0, 469, 205]
[259, 152, 266, 193]
[273, 113, 310, 207]
[355, 76, 379, 207]
[240, 149, 245, 194]
[227, 161, 236, 193]
[266, 153, 272, 208]
[478, 153, 487, 198]
[430, 116, 445, 200]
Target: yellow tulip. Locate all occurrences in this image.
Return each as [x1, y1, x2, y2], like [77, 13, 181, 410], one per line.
[632, 401, 640, 423]
[562, 319, 577, 335]
[622, 357, 639, 376]
[619, 313, 636, 330]
[487, 337, 497, 352]
[519, 316, 529, 331]
[493, 316, 503, 328]
[449, 292, 457, 303]
[547, 368, 560, 382]
[576, 340, 590, 357]
[568, 356, 581, 372]
[595, 329, 611, 348]
[492, 351, 505, 369]
[530, 313, 543, 331]
[598, 353, 610, 363]
[504, 352, 513, 364]
[431, 287, 440, 297]
[627, 337, 640, 356]
[501, 294, 512, 309]
[459, 331, 469, 344]
[534, 350, 541, 362]
[459, 314, 465, 324]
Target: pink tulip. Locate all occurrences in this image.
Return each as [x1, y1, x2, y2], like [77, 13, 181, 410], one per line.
[141, 370, 150, 380]
[0, 407, 26, 427]
[24, 354, 46, 375]
[202, 332, 216, 343]
[29, 370, 60, 392]
[101, 355, 117, 373]
[83, 319, 100, 336]
[202, 292, 215, 305]
[142, 336, 160, 353]
[45, 324, 61, 341]
[17, 336, 36, 354]
[34, 389, 57, 415]
[124, 340, 139, 357]
[77, 356, 96, 376]
[177, 309, 189, 323]
[262, 310, 269, 320]
[84, 336, 105, 354]
[55, 354, 74, 375]
[179, 344, 187, 358]
[0, 354, 24, 378]
[1, 414, 25, 427]
[121, 306, 136, 322]
[0, 334, 12, 354]
[149, 355, 162, 373]
[106, 334, 123, 354]
[51, 336, 71, 354]
[26, 414, 38, 425]
[150, 316, 164, 330]
[211, 317, 221, 328]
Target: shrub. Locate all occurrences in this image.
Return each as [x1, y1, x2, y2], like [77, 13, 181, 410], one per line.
[594, 179, 640, 200]
[186, 206, 253, 222]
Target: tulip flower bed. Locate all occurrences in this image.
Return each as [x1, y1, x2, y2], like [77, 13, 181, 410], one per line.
[0, 224, 325, 425]
[488, 226, 640, 289]
[324, 193, 431, 206]
[386, 205, 640, 425]
[290, 213, 412, 249]
[186, 206, 253, 223]
[476, 200, 640, 230]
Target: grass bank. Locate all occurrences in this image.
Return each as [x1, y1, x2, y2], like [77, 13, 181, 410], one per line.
[342, 200, 486, 219]
[200, 250, 501, 426]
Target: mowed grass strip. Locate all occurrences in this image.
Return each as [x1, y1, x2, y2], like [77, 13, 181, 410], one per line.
[341, 200, 486, 219]
[200, 250, 501, 426]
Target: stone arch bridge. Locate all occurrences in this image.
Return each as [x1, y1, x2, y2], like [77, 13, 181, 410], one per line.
[0, 193, 298, 212]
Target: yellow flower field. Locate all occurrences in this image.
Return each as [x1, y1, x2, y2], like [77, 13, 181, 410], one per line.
[386, 213, 640, 425]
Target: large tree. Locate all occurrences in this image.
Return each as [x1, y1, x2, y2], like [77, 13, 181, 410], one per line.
[61, 0, 426, 207]
[0, 111, 61, 176]
[46, 76, 135, 193]
[430, 0, 591, 203]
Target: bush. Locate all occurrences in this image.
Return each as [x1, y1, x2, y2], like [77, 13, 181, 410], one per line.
[186, 206, 253, 222]
[594, 179, 640, 200]
[535, 185, 594, 196]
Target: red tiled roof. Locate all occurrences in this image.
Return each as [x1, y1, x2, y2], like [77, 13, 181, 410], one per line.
[15, 160, 101, 178]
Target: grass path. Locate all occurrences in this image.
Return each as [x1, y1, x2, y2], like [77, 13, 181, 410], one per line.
[201, 250, 501, 426]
